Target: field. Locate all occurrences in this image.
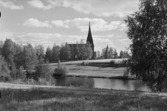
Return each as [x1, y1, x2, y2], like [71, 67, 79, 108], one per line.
[1, 87, 167, 111]
[49, 58, 127, 78]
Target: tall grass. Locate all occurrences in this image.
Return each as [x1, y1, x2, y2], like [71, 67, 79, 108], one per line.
[0, 88, 167, 111]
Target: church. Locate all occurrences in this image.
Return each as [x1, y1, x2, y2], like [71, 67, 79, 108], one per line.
[69, 21, 95, 60]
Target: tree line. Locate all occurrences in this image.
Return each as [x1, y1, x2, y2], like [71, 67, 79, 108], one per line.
[99, 45, 130, 59]
[0, 38, 129, 81]
[0, 39, 94, 80]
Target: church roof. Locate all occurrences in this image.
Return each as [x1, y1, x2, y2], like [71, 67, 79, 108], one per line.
[87, 21, 94, 47]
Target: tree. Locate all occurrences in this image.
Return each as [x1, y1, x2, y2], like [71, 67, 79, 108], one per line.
[96, 51, 101, 58]
[119, 50, 123, 58]
[45, 47, 52, 63]
[2, 39, 16, 66]
[85, 42, 93, 59]
[125, 0, 167, 91]
[1, 39, 19, 79]
[119, 51, 130, 58]
[108, 47, 114, 58]
[60, 43, 71, 61]
[0, 41, 3, 55]
[104, 45, 109, 59]
[0, 55, 10, 81]
[13, 44, 23, 68]
[17, 66, 26, 80]
[75, 42, 80, 60]
[77, 41, 92, 60]
[77, 40, 86, 60]
[52, 45, 60, 62]
[113, 49, 118, 58]
[35, 45, 45, 64]
[22, 44, 38, 70]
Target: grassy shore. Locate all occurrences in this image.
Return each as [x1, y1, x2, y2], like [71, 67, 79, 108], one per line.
[0, 87, 167, 111]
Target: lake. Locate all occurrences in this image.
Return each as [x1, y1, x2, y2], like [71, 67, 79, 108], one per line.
[55, 77, 150, 92]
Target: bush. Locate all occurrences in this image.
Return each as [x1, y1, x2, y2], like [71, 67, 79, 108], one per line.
[110, 60, 116, 66]
[53, 61, 68, 77]
[53, 67, 68, 77]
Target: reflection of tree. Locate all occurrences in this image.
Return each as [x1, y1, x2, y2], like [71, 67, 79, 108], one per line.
[122, 80, 128, 85]
[122, 80, 131, 89]
[55, 77, 66, 86]
[56, 77, 94, 88]
[134, 80, 143, 91]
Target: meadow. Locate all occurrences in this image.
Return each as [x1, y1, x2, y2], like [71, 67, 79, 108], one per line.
[0, 88, 167, 111]
[50, 58, 127, 78]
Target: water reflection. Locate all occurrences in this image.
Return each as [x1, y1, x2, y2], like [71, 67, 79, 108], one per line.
[55, 77, 150, 92]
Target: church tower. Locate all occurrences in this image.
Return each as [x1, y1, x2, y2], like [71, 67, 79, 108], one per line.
[87, 21, 94, 59]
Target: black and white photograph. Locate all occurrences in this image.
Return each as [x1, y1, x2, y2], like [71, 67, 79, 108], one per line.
[0, 0, 167, 111]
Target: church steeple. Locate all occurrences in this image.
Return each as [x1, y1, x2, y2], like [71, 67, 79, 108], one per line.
[87, 21, 94, 59]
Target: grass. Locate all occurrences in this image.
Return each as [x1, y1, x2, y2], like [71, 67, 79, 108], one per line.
[48, 59, 128, 78]
[50, 64, 125, 78]
[48, 58, 128, 66]
[0, 88, 167, 111]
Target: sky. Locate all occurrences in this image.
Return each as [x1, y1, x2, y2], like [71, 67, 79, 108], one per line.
[0, 0, 140, 52]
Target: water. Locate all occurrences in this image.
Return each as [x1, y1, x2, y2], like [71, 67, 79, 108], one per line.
[55, 77, 150, 92]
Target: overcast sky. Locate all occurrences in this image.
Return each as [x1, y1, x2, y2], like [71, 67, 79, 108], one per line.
[0, 0, 140, 52]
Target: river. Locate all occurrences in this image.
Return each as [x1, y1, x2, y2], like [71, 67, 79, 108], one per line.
[55, 77, 150, 91]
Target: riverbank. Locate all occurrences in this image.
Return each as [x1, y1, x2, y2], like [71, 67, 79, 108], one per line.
[0, 83, 167, 111]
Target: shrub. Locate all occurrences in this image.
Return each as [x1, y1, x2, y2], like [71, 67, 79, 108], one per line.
[53, 67, 68, 77]
[53, 61, 68, 77]
[110, 60, 116, 66]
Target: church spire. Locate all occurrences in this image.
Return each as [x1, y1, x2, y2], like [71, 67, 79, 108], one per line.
[87, 20, 94, 59]
[87, 21, 94, 47]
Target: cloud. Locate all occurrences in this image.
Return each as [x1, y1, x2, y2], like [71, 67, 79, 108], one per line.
[28, 0, 52, 10]
[52, 18, 126, 32]
[18, 33, 116, 51]
[23, 18, 52, 28]
[0, 31, 116, 51]
[0, 0, 23, 10]
[26, 0, 139, 17]
[0, 31, 14, 41]
[37, 0, 139, 18]
[52, 20, 69, 28]
[119, 39, 131, 44]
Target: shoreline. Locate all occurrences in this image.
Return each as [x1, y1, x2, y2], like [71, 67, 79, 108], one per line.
[1, 82, 167, 97]
[66, 75, 136, 80]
